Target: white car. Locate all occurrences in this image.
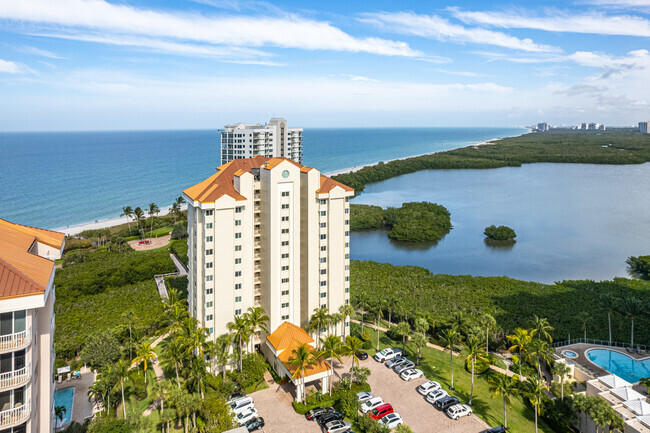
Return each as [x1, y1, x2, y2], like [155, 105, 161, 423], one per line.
[418, 380, 441, 395]
[325, 420, 352, 433]
[356, 392, 374, 404]
[380, 413, 403, 429]
[374, 348, 402, 362]
[236, 407, 258, 425]
[400, 368, 424, 381]
[393, 361, 415, 374]
[447, 403, 473, 420]
[425, 389, 448, 404]
[230, 397, 254, 415]
[360, 396, 384, 414]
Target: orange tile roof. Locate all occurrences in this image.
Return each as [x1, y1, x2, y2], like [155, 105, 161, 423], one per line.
[267, 321, 314, 351]
[0, 219, 64, 299]
[277, 339, 331, 378]
[184, 157, 353, 204]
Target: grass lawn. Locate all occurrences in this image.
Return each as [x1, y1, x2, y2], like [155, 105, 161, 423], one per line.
[354, 323, 555, 433]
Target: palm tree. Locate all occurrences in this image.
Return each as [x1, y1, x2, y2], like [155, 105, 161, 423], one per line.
[245, 306, 269, 352]
[527, 339, 553, 378]
[329, 313, 342, 337]
[161, 338, 185, 388]
[554, 362, 572, 401]
[152, 379, 171, 432]
[319, 335, 343, 395]
[341, 336, 365, 373]
[507, 328, 532, 377]
[112, 359, 130, 419]
[530, 316, 554, 343]
[132, 341, 156, 384]
[171, 196, 185, 223]
[287, 343, 318, 403]
[488, 372, 518, 429]
[308, 307, 331, 349]
[123, 310, 135, 360]
[572, 393, 592, 433]
[618, 296, 643, 346]
[439, 328, 461, 390]
[121, 206, 133, 233]
[480, 313, 497, 354]
[187, 357, 208, 399]
[148, 202, 160, 240]
[54, 405, 66, 430]
[396, 321, 411, 353]
[339, 304, 355, 339]
[210, 333, 232, 378]
[133, 207, 145, 240]
[600, 292, 617, 345]
[227, 315, 251, 371]
[464, 335, 489, 405]
[523, 376, 549, 433]
[411, 333, 427, 365]
[578, 311, 591, 340]
[450, 312, 469, 336]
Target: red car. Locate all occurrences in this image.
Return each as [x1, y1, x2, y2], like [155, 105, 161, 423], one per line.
[369, 403, 394, 420]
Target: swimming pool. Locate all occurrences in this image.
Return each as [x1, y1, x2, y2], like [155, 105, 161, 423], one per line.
[587, 349, 650, 383]
[53, 387, 75, 427]
[563, 350, 579, 359]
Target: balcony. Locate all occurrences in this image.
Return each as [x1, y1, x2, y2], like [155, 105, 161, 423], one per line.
[0, 329, 31, 353]
[0, 364, 30, 391]
[0, 399, 30, 428]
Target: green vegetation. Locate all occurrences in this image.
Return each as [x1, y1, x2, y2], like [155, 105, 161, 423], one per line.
[627, 255, 650, 279]
[351, 260, 650, 346]
[350, 202, 452, 242]
[333, 130, 650, 192]
[484, 225, 517, 241]
[169, 239, 188, 267]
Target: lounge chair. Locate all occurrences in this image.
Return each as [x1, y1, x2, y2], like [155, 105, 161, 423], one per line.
[627, 347, 634, 353]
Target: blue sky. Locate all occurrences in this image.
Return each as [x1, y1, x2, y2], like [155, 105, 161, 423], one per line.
[0, 0, 649, 130]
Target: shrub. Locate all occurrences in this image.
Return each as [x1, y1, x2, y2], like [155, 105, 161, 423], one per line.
[171, 223, 188, 240]
[235, 353, 268, 389]
[484, 225, 517, 240]
[129, 370, 147, 400]
[79, 330, 121, 368]
[64, 237, 93, 253]
[169, 239, 188, 267]
[335, 389, 359, 418]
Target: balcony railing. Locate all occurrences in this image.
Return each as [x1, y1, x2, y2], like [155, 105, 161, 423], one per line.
[0, 399, 30, 428]
[0, 329, 31, 352]
[0, 364, 30, 391]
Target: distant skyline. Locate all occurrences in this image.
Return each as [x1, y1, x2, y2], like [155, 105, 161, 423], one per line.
[0, 0, 649, 131]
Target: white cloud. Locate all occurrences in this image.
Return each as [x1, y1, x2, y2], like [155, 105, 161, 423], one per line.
[434, 69, 483, 77]
[579, 0, 650, 8]
[0, 0, 422, 58]
[450, 8, 650, 37]
[0, 59, 21, 73]
[17, 45, 63, 59]
[361, 11, 559, 53]
[344, 75, 379, 82]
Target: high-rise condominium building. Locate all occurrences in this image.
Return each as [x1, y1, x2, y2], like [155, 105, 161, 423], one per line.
[640, 121, 650, 134]
[0, 218, 65, 433]
[220, 118, 303, 165]
[183, 156, 354, 347]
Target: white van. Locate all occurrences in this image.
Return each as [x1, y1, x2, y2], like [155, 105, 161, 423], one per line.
[360, 396, 384, 414]
[229, 396, 254, 415]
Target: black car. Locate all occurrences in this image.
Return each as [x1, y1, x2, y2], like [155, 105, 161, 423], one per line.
[244, 417, 265, 432]
[358, 352, 369, 361]
[226, 391, 246, 404]
[317, 412, 344, 426]
[435, 396, 460, 410]
[484, 427, 506, 433]
[305, 406, 336, 421]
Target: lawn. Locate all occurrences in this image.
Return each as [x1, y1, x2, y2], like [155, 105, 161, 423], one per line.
[353, 323, 555, 432]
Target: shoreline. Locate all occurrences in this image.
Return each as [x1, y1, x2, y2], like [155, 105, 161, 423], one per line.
[57, 136, 510, 236]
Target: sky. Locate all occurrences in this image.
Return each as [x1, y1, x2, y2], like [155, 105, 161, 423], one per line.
[0, 0, 649, 131]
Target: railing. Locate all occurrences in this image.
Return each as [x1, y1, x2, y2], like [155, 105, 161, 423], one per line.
[0, 329, 31, 352]
[0, 399, 30, 427]
[0, 364, 30, 391]
[552, 338, 647, 351]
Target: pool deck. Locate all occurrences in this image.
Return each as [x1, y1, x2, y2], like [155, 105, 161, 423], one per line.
[556, 343, 650, 381]
[55, 367, 97, 427]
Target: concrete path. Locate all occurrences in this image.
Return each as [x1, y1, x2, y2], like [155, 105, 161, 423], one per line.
[170, 252, 188, 276]
[154, 275, 169, 300]
[142, 332, 170, 417]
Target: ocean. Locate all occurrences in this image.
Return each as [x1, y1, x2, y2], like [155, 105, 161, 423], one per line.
[0, 127, 525, 230]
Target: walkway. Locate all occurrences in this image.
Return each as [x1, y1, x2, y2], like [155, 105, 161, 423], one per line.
[141, 332, 170, 416]
[170, 252, 187, 276]
[128, 234, 171, 251]
[152, 252, 187, 300]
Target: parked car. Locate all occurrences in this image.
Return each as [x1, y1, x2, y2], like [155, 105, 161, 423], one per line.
[484, 426, 507, 433]
[243, 417, 265, 432]
[435, 396, 460, 410]
[318, 412, 344, 426]
[325, 419, 352, 433]
[393, 361, 415, 374]
[226, 392, 246, 404]
[358, 351, 369, 360]
[380, 413, 404, 429]
[374, 348, 402, 362]
[369, 403, 394, 420]
[418, 380, 441, 395]
[425, 389, 448, 404]
[230, 397, 254, 415]
[236, 408, 259, 425]
[356, 392, 374, 404]
[305, 406, 336, 421]
[447, 403, 473, 420]
[400, 368, 424, 381]
[360, 397, 384, 414]
[385, 356, 407, 369]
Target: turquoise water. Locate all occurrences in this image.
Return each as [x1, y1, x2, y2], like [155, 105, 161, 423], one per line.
[54, 387, 74, 426]
[587, 349, 650, 383]
[0, 127, 524, 229]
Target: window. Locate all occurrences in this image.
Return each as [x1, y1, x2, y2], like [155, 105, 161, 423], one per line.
[282, 315, 290, 320]
[345, 208, 349, 214]
[282, 303, 289, 308]
[235, 245, 242, 251]
[235, 283, 242, 290]
[206, 262, 213, 269]
[320, 269, 327, 275]
[320, 234, 326, 240]
[319, 258, 326, 264]
[235, 220, 241, 226]
[235, 206, 243, 213]
[281, 290, 289, 296]
[345, 242, 349, 248]
[345, 197, 350, 202]
[206, 314, 213, 321]
[281, 229, 289, 234]
[235, 296, 242, 303]
[320, 293, 327, 298]
[345, 287, 349, 293]
[281, 253, 289, 258]
[320, 246, 327, 251]
[320, 281, 327, 286]
[206, 301, 213, 308]
[281, 265, 289, 271]
[209, 327, 214, 334]
[281, 204, 289, 209]
[345, 231, 349, 237]
[206, 210, 214, 216]
[281, 216, 289, 221]
[345, 220, 349, 225]
[320, 222, 327, 228]
[206, 249, 213, 255]
[206, 288, 213, 295]
[235, 233, 242, 239]
[345, 276, 349, 281]
[345, 254, 349, 259]
[345, 300, 349, 305]
[235, 309, 242, 316]
[321, 304, 327, 309]
[235, 271, 242, 277]
[235, 258, 242, 264]
[319, 211, 326, 217]
[281, 241, 289, 246]
[345, 265, 349, 270]
[281, 278, 289, 283]
[206, 275, 213, 282]
[206, 223, 213, 229]
[319, 199, 327, 205]
[206, 236, 213, 242]
[281, 191, 290, 197]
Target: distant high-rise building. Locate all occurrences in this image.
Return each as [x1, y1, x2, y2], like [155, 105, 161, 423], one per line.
[639, 121, 650, 134]
[581, 123, 588, 130]
[220, 118, 303, 165]
[537, 122, 549, 132]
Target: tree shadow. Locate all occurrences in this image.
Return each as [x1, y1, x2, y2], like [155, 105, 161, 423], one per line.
[483, 238, 516, 250]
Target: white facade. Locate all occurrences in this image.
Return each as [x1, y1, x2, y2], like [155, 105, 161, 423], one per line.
[537, 122, 549, 131]
[183, 157, 354, 346]
[639, 122, 650, 134]
[220, 118, 303, 165]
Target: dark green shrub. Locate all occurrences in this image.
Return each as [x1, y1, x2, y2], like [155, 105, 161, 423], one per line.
[171, 223, 188, 240]
[484, 225, 517, 240]
[129, 370, 147, 400]
[235, 353, 267, 389]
